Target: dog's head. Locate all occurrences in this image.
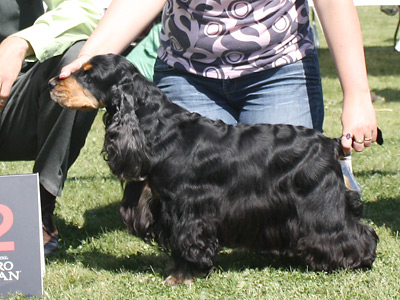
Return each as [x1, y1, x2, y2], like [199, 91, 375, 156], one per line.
[49, 54, 137, 111]
[50, 54, 151, 182]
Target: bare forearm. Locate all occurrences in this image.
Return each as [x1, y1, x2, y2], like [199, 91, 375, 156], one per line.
[79, 0, 166, 56]
[313, 0, 370, 97]
[313, 0, 377, 152]
[1, 36, 34, 60]
[0, 36, 34, 107]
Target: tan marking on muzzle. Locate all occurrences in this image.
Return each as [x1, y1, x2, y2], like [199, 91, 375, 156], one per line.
[49, 76, 104, 111]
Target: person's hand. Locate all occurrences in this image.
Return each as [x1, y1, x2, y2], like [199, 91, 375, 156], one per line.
[0, 36, 31, 109]
[59, 54, 92, 79]
[341, 93, 377, 155]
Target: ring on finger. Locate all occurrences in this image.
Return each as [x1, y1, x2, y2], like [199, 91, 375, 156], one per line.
[342, 133, 352, 140]
[354, 139, 365, 144]
[364, 137, 372, 142]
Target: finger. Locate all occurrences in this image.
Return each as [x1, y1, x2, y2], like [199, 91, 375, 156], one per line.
[341, 133, 353, 156]
[59, 64, 76, 79]
[60, 60, 82, 78]
[60, 55, 93, 79]
[59, 70, 70, 79]
[352, 136, 365, 152]
[0, 81, 12, 109]
[362, 127, 377, 148]
[0, 98, 7, 110]
[363, 136, 373, 147]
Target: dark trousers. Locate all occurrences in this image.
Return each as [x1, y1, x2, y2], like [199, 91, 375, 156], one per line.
[0, 41, 97, 196]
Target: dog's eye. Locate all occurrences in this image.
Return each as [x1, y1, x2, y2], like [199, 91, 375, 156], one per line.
[83, 74, 93, 83]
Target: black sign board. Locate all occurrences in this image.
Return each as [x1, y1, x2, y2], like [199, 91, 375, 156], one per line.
[0, 174, 44, 298]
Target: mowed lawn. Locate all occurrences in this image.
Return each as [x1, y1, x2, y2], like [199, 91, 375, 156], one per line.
[1, 6, 399, 300]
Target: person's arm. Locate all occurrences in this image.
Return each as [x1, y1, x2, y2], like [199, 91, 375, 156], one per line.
[0, 37, 33, 109]
[313, 0, 377, 153]
[60, 0, 167, 78]
[13, 0, 101, 62]
[0, 0, 101, 109]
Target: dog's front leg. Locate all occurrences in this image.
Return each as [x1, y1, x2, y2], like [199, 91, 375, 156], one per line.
[165, 255, 198, 286]
[120, 181, 154, 241]
[164, 219, 219, 285]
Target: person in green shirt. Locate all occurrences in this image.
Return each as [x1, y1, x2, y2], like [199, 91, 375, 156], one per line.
[0, 0, 102, 255]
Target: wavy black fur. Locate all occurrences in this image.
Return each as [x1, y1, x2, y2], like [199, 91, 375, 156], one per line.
[68, 54, 378, 285]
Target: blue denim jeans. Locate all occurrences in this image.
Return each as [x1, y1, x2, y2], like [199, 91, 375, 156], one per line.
[153, 51, 324, 131]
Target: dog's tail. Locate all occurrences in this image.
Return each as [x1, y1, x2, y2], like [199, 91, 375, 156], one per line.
[296, 185, 378, 271]
[333, 128, 383, 192]
[341, 189, 379, 269]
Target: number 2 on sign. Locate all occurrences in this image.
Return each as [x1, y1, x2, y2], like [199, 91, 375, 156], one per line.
[0, 204, 15, 251]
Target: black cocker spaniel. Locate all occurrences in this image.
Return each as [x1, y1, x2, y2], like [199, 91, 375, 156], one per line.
[49, 54, 379, 285]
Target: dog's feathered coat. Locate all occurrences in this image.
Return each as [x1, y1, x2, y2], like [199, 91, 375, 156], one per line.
[49, 54, 378, 285]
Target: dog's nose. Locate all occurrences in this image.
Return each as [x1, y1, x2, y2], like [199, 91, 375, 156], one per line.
[48, 77, 59, 90]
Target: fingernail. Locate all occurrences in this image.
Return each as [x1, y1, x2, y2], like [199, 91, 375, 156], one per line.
[0, 99, 6, 110]
[59, 72, 67, 79]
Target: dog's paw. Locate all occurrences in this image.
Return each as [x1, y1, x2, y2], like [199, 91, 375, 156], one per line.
[165, 274, 194, 286]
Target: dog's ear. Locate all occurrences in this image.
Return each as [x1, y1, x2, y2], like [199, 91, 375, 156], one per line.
[103, 79, 151, 181]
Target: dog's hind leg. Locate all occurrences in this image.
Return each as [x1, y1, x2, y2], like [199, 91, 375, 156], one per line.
[165, 218, 219, 285]
[295, 189, 378, 270]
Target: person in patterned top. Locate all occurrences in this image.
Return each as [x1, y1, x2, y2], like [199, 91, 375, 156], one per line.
[61, 0, 379, 153]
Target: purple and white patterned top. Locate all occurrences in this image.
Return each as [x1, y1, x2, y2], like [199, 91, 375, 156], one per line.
[158, 0, 315, 79]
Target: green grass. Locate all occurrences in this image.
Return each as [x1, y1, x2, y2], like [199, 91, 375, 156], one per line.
[1, 7, 400, 299]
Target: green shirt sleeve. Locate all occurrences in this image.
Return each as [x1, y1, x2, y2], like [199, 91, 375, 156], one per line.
[12, 0, 101, 62]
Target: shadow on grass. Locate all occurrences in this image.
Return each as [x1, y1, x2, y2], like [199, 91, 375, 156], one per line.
[59, 202, 122, 241]
[49, 244, 301, 278]
[47, 193, 380, 277]
[47, 199, 303, 276]
[354, 170, 400, 233]
[318, 46, 400, 79]
[48, 174, 385, 277]
[363, 196, 400, 233]
[78, 250, 170, 276]
[45, 199, 167, 275]
[318, 46, 400, 102]
[370, 88, 400, 103]
[65, 174, 119, 183]
[50, 212, 307, 278]
[356, 169, 399, 177]
[215, 250, 301, 273]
